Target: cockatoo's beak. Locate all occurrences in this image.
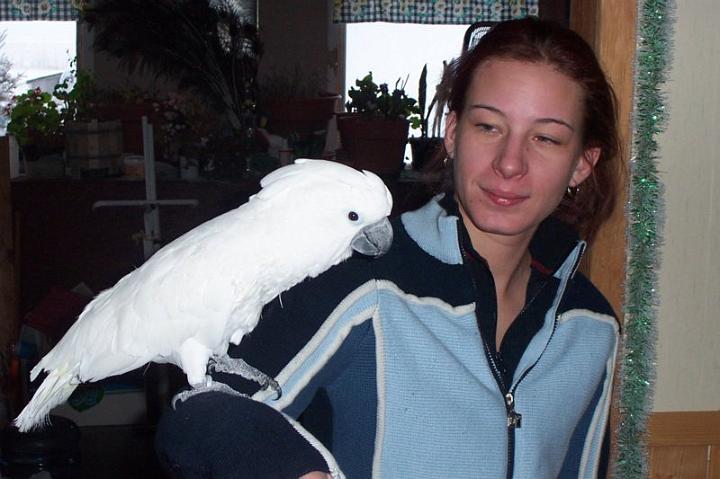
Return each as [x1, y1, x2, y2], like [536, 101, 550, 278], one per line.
[351, 217, 393, 257]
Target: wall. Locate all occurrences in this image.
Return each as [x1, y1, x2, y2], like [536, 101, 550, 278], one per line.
[258, 0, 339, 92]
[654, 0, 720, 412]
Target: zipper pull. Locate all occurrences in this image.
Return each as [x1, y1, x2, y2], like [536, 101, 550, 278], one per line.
[505, 392, 522, 429]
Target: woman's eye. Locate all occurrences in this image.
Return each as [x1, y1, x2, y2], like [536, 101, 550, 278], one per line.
[476, 123, 497, 133]
[535, 135, 560, 145]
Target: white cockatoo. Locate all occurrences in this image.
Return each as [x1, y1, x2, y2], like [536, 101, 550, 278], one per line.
[14, 159, 393, 433]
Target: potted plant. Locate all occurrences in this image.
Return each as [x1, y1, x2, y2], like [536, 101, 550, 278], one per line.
[258, 66, 340, 137]
[408, 63, 447, 171]
[53, 62, 98, 124]
[338, 72, 419, 178]
[81, 0, 261, 138]
[91, 87, 162, 156]
[5, 87, 65, 177]
[54, 65, 126, 178]
[257, 66, 340, 158]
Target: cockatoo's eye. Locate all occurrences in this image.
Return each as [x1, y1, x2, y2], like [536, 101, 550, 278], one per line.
[348, 211, 359, 222]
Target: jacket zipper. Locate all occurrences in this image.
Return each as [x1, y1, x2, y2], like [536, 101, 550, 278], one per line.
[500, 242, 586, 476]
[462, 234, 586, 479]
[462, 241, 519, 479]
[479, 328, 517, 479]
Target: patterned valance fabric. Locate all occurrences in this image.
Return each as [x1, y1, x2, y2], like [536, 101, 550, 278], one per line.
[0, 0, 84, 21]
[333, 0, 539, 24]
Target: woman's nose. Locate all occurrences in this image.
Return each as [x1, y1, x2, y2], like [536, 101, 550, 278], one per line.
[492, 135, 527, 179]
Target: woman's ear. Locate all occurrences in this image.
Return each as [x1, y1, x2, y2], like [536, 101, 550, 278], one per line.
[569, 146, 601, 187]
[443, 111, 457, 159]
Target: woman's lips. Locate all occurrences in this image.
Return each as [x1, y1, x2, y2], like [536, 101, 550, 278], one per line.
[484, 188, 528, 207]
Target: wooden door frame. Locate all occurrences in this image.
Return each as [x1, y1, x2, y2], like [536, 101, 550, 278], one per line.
[570, 0, 636, 318]
[571, 1, 637, 474]
[0, 136, 19, 364]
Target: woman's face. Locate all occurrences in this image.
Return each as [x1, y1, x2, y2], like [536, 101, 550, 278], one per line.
[444, 59, 599, 244]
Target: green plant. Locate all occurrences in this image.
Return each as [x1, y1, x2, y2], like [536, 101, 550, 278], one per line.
[81, 0, 262, 133]
[345, 72, 419, 120]
[4, 60, 99, 146]
[410, 62, 449, 138]
[258, 65, 330, 99]
[53, 61, 97, 123]
[152, 92, 221, 161]
[4, 88, 63, 145]
[411, 64, 437, 138]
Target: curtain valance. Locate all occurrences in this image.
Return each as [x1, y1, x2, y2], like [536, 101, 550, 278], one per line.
[333, 0, 539, 24]
[0, 0, 84, 21]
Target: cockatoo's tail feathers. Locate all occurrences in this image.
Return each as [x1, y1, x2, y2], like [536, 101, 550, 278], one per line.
[14, 367, 78, 433]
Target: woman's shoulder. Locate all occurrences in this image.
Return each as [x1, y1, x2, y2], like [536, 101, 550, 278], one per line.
[562, 271, 617, 320]
[397, 194, 463, 266]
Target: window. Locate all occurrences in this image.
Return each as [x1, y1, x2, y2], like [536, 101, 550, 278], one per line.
[345, 22, 469, 139]
[0, 21, 76, 133]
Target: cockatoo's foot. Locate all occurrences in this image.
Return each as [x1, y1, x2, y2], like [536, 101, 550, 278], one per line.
[209, 355, 282, 399]
[171, 377, 247, 409]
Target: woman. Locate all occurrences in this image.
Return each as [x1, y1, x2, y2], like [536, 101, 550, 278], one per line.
[156, 17, 620, 479]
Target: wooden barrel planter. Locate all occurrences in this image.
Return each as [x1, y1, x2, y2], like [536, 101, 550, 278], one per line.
[21, 132, 65, 178]
[64, 120, 124, 178]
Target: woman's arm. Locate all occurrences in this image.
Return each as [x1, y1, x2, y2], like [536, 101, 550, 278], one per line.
[155, 392, 332, 478]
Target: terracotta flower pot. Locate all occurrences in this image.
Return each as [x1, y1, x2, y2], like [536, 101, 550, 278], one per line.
[408, 137, 444, 171]
[264, 95, 340, 137]
[337, 113, 409, 178]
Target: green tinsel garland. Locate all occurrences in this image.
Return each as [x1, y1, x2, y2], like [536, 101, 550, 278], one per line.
[614, 0, 674, 477]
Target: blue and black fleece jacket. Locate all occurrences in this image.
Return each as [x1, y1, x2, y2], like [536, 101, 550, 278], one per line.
[156, 195, 619, 479]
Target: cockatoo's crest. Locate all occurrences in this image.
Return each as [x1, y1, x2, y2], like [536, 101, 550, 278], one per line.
[256, 159, 391, 207]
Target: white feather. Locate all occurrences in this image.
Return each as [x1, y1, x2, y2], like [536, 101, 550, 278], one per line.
[14, 159, 392, 432]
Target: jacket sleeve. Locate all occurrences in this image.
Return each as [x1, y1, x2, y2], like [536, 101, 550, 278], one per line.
[155, 393, 330, 478]
[155, 255, 377, 478]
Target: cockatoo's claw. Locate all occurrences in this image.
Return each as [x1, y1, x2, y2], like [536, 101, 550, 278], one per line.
[209, 355, 282, 399]
[171, 380, 248, 409]
[171, 392, 186, 410]
[264, 377, 282, 400]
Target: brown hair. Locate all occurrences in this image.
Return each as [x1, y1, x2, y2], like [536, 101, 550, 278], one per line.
[434, 17, 621, 241]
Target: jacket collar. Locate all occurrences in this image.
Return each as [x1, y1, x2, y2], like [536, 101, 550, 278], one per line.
[436, 193, 580, 276]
